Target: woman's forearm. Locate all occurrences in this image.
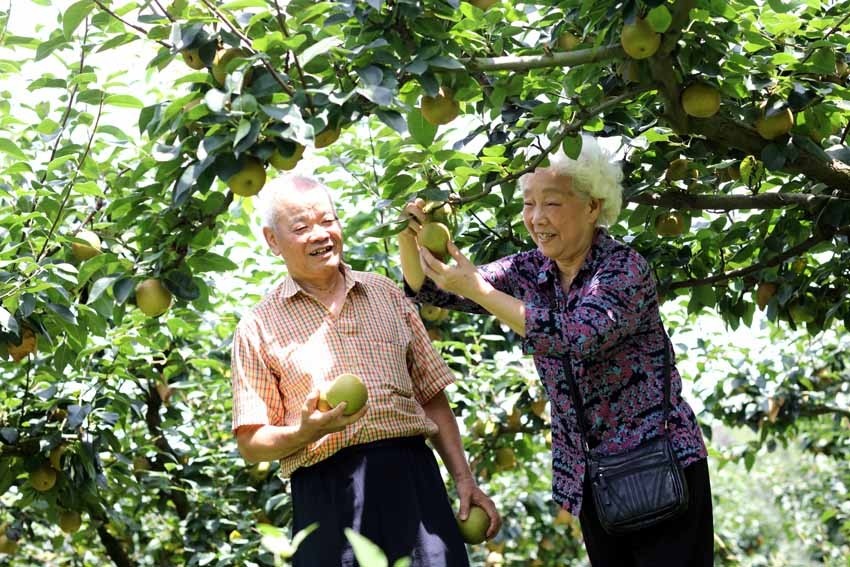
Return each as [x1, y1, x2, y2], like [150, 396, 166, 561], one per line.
[398, 231, 425, 292]
[467, 282, 526, 337]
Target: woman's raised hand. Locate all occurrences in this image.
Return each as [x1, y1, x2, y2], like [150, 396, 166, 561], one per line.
[420, 240, 488, 300]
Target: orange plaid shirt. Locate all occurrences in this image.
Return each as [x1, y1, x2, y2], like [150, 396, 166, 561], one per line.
[231, 265, 454, 477]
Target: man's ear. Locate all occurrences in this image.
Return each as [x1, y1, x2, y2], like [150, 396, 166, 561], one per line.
[262, 227, 279, 256]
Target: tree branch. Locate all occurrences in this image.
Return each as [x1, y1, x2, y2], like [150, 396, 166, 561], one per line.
[96, 524, 135, 567]
[463, 44, 623, 72]
[668, 227, 844, 289]
[91, 0, 170, 48]
[800, 403, 850, 419]
[459, 87, 653, 204]
[626, 190, 844, 211]
[271, 0, 314, 114]
[690, 115, 850, 194]
[37, 96, 105, 262]
[200, 0, 295, 96]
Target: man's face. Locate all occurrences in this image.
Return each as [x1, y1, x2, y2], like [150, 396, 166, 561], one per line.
[263, 187, 343, 281]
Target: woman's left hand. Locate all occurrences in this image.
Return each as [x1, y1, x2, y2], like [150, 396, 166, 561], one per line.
[420, 240, 491, 301]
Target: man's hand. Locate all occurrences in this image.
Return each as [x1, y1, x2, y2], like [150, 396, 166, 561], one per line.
[456, 476, 502, 539]
[298, 388, 368, 444]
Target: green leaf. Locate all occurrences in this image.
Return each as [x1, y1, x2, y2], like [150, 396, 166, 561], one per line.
[562, 135, 583, 159]
[345, 529, 388, 567]
[428, 56, 465, 70]
[761, 144, 786, 171]
[220, 0, 270, 9]
[187, 252, 239, 273]
[35, 33, 70, 61]
[47, 302, 78, 325]
[234, 118, 253, 149]
[407, 110, 437, 148]
[0, 307, 18, 333]
[63, 0, 94, 39]
[299, 37, 340, 66]
[88, 276, 117, 304]
[113, 277, 134, 304]
[646, 5, 672, 32]
[163, 270, 200, 301]
[104, 94, 144, 109]
[376, 110, 406, 134]
[0, 138, 27, 160]
[74, 181, 105, 197]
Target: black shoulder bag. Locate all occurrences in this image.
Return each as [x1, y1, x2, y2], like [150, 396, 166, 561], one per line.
[564, 342, 689, 534]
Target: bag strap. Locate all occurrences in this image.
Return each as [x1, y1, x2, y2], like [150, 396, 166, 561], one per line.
[563, 336, 672, 454]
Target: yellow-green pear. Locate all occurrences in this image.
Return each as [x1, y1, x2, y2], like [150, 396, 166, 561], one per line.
[315, 127, 342, 148]
[467, 0, 497, 10]
[29, 464, 57, 492]
[212, 47, 250, 86]
[318, 373, 368, 416]
[228, 157, 267, 197]
[421, 87, 460, 126]
[135, 278, 173, 317]
[71, 230, 102, 261]
[620, 18, 660, 60]
[457, 505, 490, 544]
[419, 222, 451, 258]
[58, 511, 82, 534]
[269, 142, 305, 171]
[756, 107, 794, 140]
[180, 48, 205, 70]
[681, 84, 720, 118]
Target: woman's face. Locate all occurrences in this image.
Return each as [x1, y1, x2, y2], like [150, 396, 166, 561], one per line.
[521, 169, 600, 263]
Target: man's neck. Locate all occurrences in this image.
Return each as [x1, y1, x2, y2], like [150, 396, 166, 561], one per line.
[292, 267, 345, 299]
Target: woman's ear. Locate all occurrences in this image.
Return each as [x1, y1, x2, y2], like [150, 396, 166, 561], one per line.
[588, 198, 603, 223]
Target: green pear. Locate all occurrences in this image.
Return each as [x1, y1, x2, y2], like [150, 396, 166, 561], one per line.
[319, 373, 368, 416]
[457, 505, 489, 544]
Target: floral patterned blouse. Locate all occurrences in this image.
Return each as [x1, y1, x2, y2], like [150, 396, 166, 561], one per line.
[408, 228, 707, 516]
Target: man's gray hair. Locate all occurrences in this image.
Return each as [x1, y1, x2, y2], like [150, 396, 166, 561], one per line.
[256, 174, 337, 229]
[519, 135, 624, 226]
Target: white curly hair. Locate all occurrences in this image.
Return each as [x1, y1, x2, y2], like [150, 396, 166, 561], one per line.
[519, 135, 624, 226]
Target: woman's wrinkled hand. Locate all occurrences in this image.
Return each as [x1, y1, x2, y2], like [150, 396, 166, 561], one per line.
[419, 240, 491, 301]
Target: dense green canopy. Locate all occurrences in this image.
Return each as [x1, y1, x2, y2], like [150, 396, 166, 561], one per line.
[1, 1, 848, 565]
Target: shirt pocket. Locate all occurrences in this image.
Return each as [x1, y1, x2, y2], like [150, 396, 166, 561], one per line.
[271, 340, 333, 423]
[353, 331, 416, 399]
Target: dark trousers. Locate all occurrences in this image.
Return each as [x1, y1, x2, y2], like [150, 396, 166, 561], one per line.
[579, 458, 714, 567]
[290, 436, 470, 567]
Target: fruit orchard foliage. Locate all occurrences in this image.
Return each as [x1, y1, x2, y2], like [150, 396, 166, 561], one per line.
[1, 0, 849, 565]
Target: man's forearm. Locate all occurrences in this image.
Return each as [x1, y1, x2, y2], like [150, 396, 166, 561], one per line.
[236, 424, 312, 463]
[423, 391, 474, 484]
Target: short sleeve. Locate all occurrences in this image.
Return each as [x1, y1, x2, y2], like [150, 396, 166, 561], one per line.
[231, 317, 284, 432]
[401, 296, 455, 404]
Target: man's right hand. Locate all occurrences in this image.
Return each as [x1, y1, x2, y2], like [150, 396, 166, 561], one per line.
[298, 388, 368, 444]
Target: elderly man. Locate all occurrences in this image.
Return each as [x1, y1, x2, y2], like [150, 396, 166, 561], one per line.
[230, 174, 500, 566]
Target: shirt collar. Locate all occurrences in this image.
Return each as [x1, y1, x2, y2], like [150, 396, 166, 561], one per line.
[535, 228, 608, 287]
[278, 262, 359, 300]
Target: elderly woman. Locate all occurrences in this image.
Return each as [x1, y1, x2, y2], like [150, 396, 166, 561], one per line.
[397, 136, 713, 566]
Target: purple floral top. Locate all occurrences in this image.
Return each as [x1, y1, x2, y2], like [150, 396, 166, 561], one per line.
[409, 229, 707, 516]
